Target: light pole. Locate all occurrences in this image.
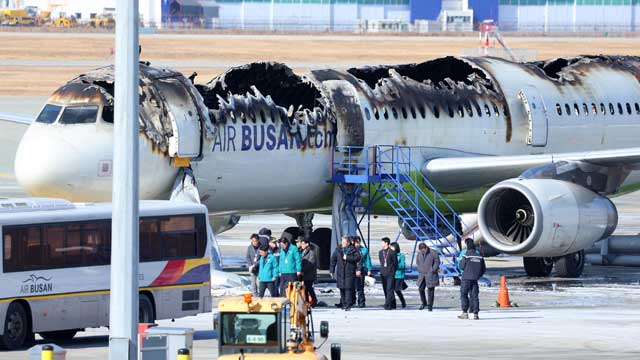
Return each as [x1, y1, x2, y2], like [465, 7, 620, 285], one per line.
[109, 0, 140, 359]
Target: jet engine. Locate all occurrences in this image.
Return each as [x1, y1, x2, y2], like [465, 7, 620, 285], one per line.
[478, 178, 617, 258]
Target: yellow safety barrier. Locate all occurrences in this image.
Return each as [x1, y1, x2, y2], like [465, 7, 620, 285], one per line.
[41, 345, 54, 360]
[177, 348, 190, 360]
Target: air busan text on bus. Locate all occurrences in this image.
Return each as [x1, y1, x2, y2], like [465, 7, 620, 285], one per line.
[5, 55, 640, 279]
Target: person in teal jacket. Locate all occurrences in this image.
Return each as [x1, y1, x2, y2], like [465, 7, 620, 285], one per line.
[257, 246, 279, 297]
[354, 237, 372, 307]
[390, 242, 407, 309]
[278, 238, 302, 296]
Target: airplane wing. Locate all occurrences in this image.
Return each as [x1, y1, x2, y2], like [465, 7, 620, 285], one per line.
[0, 113, 32, 198]
[422, 147, 640, 194]
[0, 112, 34, 125]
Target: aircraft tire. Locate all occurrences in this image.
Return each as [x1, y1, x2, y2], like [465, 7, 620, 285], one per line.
[282, 227, 302, 242]
[523, 257, 553, 277]
[555, 250, 585, 278]
[310, 228, 332, 270]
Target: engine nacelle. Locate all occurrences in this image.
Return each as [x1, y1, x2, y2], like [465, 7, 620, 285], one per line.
[478, 178, 617, 257]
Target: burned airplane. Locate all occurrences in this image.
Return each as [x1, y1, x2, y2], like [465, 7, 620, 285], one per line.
[13, 55, 640, 277]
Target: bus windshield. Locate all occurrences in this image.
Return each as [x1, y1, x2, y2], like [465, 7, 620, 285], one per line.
[220, 313, 279, 348]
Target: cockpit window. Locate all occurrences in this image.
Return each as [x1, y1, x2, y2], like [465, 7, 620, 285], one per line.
[59, 105, 99, 124]
[35, 104, 62, 124]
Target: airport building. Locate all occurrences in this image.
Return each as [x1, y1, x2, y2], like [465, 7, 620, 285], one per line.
[1, 0, 639, 32]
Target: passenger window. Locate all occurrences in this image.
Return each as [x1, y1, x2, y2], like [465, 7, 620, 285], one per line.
[102, 105, 114, 124]
[574, 103, 580, 116]
[401, 107, 407, 119]
[161, 216, 197, 259]
[383, 107, 389, 120]
[582, 103, 589, 116]
[418, 105, 426, 118]
[457, 105, 464, 118]
[565, 104, 571, 115]
[373, 107, 380, 120]
[448, 105, 454, 118]
[44, 225, 65, 268]
[635, 103, 640, 115]
[432, 105, 439, 118]
[65, 224, 83, 266]
[591, 103, 597, 115]
[410, 106, 417, 119]
[465, 103, 473, 117]
[600, 103, 606, 115]
[364, 108, 371, 121]
[140, 218, 161, 262]
[474, 103, 482, 117]
[493, 103, 500, 117]
[36, 104, 62, 124]
[626, 103, 632, 115]
[484, 104, 491, 117]
[609, 103, 615, 115]
[59, 105, 99, 124]
[618, 103, 623, 114]
[391, 107, 398, 119]
[556, 103, 562, 116]
[260, 110, 266, 123]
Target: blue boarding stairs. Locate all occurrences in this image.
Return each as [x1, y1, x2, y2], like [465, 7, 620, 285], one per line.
[330, 145, 468, 280]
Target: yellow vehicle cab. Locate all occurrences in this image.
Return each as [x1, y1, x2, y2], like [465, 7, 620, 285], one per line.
[216, 284, 340, 360]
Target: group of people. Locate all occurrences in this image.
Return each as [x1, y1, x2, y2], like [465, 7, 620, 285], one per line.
[245, 228, 320, 306]
[246, 227, 487, 319]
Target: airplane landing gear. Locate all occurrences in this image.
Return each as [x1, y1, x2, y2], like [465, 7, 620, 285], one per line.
[523, 257, 554, 277]
[285, 213, 332, 270]
[555, 250, 585, 278]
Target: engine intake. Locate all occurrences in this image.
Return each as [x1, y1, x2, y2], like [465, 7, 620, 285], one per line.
[478, 178, 617, 257]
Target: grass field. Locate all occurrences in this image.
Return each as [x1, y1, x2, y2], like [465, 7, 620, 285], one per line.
[2, 33, 640, 96]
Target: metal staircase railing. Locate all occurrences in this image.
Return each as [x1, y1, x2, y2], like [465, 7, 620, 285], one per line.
[332, 145, 466, 277]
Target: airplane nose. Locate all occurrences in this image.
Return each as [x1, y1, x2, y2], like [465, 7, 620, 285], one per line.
[14, 125, 109, 201]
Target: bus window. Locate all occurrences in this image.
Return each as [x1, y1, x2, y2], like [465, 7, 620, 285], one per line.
[44, 225, 65, 268]
[65, 224, 83, 266]
[81, 223, 104, 264]
[140, 218, 161, 262]
[161, 216, 197, 259]
[3, 226, 43, 272]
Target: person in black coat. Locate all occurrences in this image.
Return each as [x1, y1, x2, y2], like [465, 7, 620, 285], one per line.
[378, 237, 398, 310]
[330, 236, 361, 311]
[458, 238, 486, 320]
[416, 243, 440, 311]
[299, 238, 318, 307]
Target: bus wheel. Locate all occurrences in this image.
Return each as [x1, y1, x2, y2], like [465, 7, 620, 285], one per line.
[39, 329, 78, 342]
[1, 302, 29, 350]
[139, 294, 155, 324]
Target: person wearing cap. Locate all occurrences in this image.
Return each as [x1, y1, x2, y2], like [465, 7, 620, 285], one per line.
[246, 234, 261, 296]
[278, 237, 302, 296]
[378, 237, 397, 310]
[330, 236, 361, 311]
[258, 228, 272, 248]
[268, 237, 280, 290]
[458, 238, 486, 320]
[416, 242, 440, 311]
[299, 237, 318, 306]
[353, 236, 372, 308]
[257, 246, 279, 297]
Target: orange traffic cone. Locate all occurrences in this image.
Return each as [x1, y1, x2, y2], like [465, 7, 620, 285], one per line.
[497, 275, 512, 308]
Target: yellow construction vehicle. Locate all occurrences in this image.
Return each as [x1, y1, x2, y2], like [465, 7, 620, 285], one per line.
[0, 9, 36, 26]
[215, 282, 341, 359]
[52, 15, 77, 28]
[86, 14, 115, 29]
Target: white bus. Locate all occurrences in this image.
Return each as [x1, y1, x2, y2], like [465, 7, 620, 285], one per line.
[0, 198, 213, 350]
